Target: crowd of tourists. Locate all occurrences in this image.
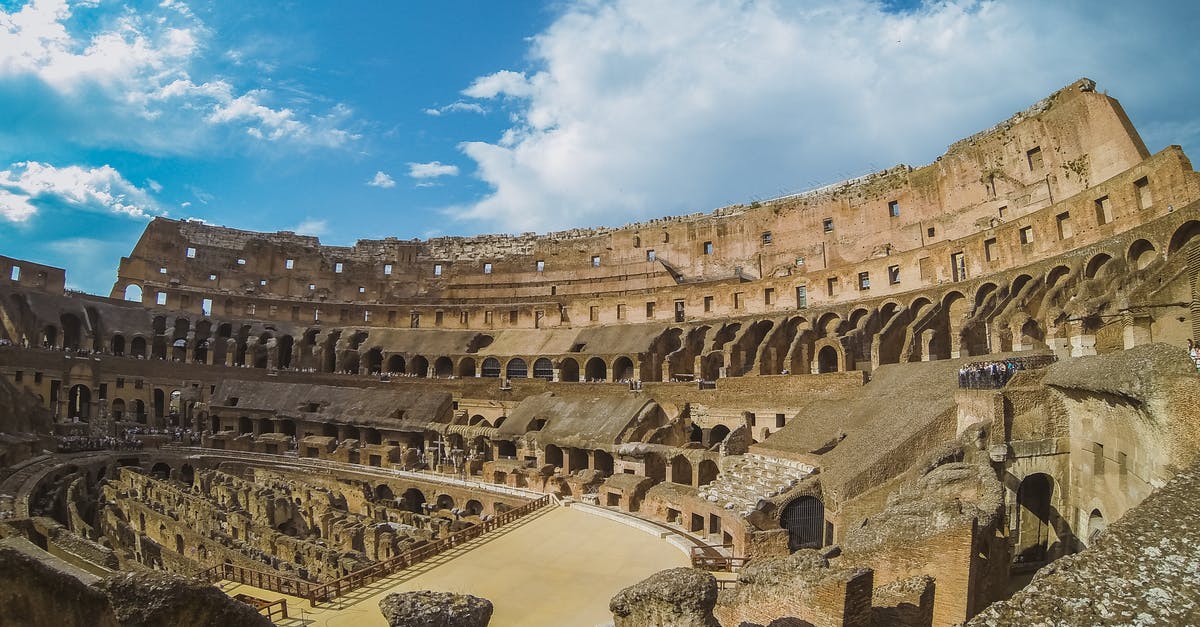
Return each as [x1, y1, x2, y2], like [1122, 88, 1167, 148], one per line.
[56, 434, 144, 453]
[957, 359, 1028, 389]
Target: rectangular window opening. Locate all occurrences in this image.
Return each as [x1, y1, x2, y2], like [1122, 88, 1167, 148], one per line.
[1056, 211, 1073, 240]
[1019, 225, 1034, 245]
[155, 292, 167, 306]
[646, 249, 656, 262]
[703, 295, 713, 312]
[591, 255, 601, 267]
[1134, 176, 1152, 209]
[858, 272, 870, 290]
[186, 247, 196, 259]
[984, 237, 998, 262]
[887, 200, 900, 218]
[888, 265, 900, 285]
[285, 259, 294, 270]
[761, 231, 773, 245]
[335, 262, 344, 273]
[764, 287, 775, 305]
[484, 263, 493, 274]
[796, 285, 807, 308]
[1026, 146, 1043, 171]
[822, 218, 833, 232]
[1094, 196, 1113, 225]
[645, 301, 656, 318]
[703, 241, 713, 255]
[9, 266, 19, 282]
[826, 277, 838, 297]
[536, 260, 545, 272]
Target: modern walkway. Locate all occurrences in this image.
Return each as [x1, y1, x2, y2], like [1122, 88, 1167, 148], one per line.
[222, 504, 689, 627]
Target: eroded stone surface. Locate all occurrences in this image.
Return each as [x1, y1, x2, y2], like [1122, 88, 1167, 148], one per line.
[379, 591, 493, 627]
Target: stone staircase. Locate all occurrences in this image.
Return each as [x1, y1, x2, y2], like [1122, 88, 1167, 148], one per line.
[696, 454, 814, 516]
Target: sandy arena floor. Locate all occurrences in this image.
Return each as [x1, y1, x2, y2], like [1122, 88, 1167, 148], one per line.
[221, 504, 690, 627]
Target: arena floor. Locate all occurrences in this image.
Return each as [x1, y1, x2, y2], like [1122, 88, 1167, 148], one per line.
[221, 504, 691, 626]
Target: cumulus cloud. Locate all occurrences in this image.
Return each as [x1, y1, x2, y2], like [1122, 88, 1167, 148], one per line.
[367, 171, 396, 188]
[448, 0, 1200, 232]
[408, 161, 460, 179]
[0, 0, 358, 150]
[0, 161, 162, 222]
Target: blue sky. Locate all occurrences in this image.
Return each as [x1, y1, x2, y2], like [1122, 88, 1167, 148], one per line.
[1, 0, 1199, 295]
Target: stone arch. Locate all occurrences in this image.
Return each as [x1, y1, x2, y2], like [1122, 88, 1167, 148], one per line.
[612, 356, 635, 381]
[1011, 273, 1035, 296]
[1168, 220, 1200, 255]
[67, 384, 91, 421]
[60, 313, 82, 350]
[151, 462, 171, 481]
[1087, 508, 1106, 546]
[123, 284, 143, 302]
[481, 357, 501, 378]
[532, 357, 554, 380]
[1015, 473, 1054, 564]
[815, 312, 842, 337]
[505, 357, 528, 379]
[781, 496, 825, 551]
[846, 307, 871, 331]
[815, 343, 841, 373]
[1083, 252, 1114, 280]
[457, 357, 476, 377]
[1046, 264, 1072, 288]
[436, 494, 455, 510]
[1127, 238, 1158, 270]
[544, 444, 563, 469]
[709, 424, 730, 446]
[111, 334, 126, 356]
[593, 449, 614, 475]
[410, 355, 429, 377]
[670, 455, 692, 485]
[700, 352, 724, 380]
[385, 354, 406, 374]
[584, 357, 607, 381]
[697, 460, 719, 486]
[110, 398, 126, 420]
[363, 348, 383, 375]
[559, 357, 580, 382]
[130, 336, 147, 358]
[433, 356, 453, 377]
[464, 499, 484, 516]
[374, 484, 394, 502]
[401, 488, 426, 513]
[974, 282, 1000, 310]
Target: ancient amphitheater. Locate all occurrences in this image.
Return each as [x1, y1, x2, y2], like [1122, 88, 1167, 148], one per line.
[1, 78, 1198, 626]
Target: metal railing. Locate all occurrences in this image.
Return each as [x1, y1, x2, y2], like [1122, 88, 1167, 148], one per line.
[202, 494, 553, 606]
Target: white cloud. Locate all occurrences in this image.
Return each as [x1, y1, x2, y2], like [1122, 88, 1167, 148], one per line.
[146, 178, 162, 193]
[463, 70, 535, 99]
[408, 161, 460, 179]
[450, 0, 1200, 232]
[0, 161, 162, 222]
[423, 101, 487, 116]
[367, 171, 396, 188]
[292, 218, 328, 236]
[0, 0, 358, 151]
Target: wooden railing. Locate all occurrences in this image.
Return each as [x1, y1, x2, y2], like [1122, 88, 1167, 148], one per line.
[690, 545, 751, 572]
[202, 494, 553, 606]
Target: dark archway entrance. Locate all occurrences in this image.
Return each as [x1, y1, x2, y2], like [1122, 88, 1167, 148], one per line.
[1016, 473, 1053, 563]
[781, 496, 825, 551]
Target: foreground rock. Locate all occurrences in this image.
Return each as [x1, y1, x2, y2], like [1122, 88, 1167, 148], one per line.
[379, 591, 493, 627]
[609, 567, 719, 627]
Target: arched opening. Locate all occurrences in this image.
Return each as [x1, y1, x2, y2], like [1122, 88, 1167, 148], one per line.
[172, 338, 188, 362]
[174, 534, 185, 555]
[401, 488, 426, 513]
[1083, 253, 1113, 280]
[238, 416, 252, 434]
[433, 356, 453, 377]
[386, 354, 406, 374]
[544, 444, 563, 469]
[781, 496, 825, 551]
[40, 325, 57, 348]
[1127, 239, 1157, 270]
[1015, 473, 1054, 564]
[123, 284, 143, 302]
[128, 336, 147, 359]
[532, 358, 554, 380]
[111, 334, 126, 356]
[559, 358, 580, 382]
[60, 314, 82, 350]
[670, 455, 692, 485]
[481, 357, 501, 378]
[410, 355, 429, 377]
[363, 348, 383, 375]
[151, 463, 171, 481]
[612, 356, 634, 381]
[689, 424, 703, 443]
[457, 357, 476, 377]
[585, 357, 607, 381]
[816, 345, 840, 373]
[1045, 264, 1072, 288]
[110, 398, 126, 421]
[505, 358, 528, 379]
[1168, 220, 1200, 255]
[374, 484, 395, 502]
[153, 388, 166, 419]
[708, 424, 730, 446]
[67, 385, 91, 421]
[464, 499, 484, 516]
[436, 494, 455, 510]
[180, 464, 195, 485]
[133, 400, 146, 423]
[1087, 509, 1106, 546]
[277, 335, 294, 369]
[593, 450, 614, 475]
[697, 460, 719, 486]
